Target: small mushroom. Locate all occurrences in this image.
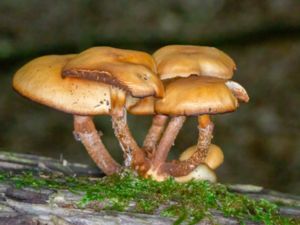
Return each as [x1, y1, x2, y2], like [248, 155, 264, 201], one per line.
[12, 55, 121, 175]
[62, 47, 164, 169]
[174, 164, 217, 183]
[179, 144, 224, 170]
[146, 159, 219, 183]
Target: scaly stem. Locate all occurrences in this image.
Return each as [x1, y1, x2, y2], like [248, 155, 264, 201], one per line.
[111, 112, 149, 173]
[156, 115, 214, 177]
[143, 114, 168, 158]
[193, 115, 214, 163]
[152, 116, 186, 169]
[73, 115, 120, 175]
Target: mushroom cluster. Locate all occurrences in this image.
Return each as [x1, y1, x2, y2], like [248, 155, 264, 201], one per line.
[13, 45, 249, 182]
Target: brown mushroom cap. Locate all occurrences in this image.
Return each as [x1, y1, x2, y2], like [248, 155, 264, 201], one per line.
[155, 76, 238, 116]
[153, 45, 236, 80]
[13, 55, 126, 116]
[62, 47, 164, 98]
[126, 96, 155, 115]
[179, 144, 224, 170]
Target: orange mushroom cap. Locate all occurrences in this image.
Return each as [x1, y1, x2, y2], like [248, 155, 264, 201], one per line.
[153, 45, 236, 80]
[155, 76, 238, 116]
[62, 47, 164, 98]
[13, 55, 126, 116]
[126, 96, 155, 115]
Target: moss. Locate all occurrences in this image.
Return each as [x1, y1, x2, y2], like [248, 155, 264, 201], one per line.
[0, 170, 298, 225]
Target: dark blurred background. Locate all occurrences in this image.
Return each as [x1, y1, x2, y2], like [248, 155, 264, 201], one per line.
[0, 0, 299, 194]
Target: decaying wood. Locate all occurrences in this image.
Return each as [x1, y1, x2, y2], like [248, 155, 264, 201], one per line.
[0, 150, 102, 176]
[0, 184, 261, 225]
[0, 151, 299, 225]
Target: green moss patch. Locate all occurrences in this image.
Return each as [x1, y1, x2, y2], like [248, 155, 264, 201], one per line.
[0, 170, 298, 225]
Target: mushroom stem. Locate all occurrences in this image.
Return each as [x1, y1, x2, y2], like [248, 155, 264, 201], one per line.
[73, 115, 120, 175]
[152, 116, 186, 169]
[155, 115, 214, 178]
[143, 114, 168, 158]
[194, 115, 214, 162]
[111, 112, 149, 172]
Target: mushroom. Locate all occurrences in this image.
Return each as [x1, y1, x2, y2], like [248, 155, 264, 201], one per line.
[136, 44, 236, 158]
[179, 144, 224, 170]
[146, 76, 241, 179]
[174, 164, 217, 183]
[12, 55, 121, 175]
[62, 47, 164, 170]
[153, 45, 249, 102]
[141, 45, 249, 180]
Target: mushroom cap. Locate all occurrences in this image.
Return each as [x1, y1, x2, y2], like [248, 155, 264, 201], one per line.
[155, 76, 238, 116]
[126, 96, 155, 115]
[62, 47, 164, 98]
[153, 45, 236, 80]
[13, 55, 126, 116]
[179, 144, 224, 170]
[174, 164, 217, 183]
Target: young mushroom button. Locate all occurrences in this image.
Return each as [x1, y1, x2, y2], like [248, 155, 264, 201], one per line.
[179, 144, 224, 170]
[62, 47, 164, 169]
[12, 55, 121, 175]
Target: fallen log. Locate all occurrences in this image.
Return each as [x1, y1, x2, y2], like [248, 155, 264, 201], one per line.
[0, 151, 299, 225]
